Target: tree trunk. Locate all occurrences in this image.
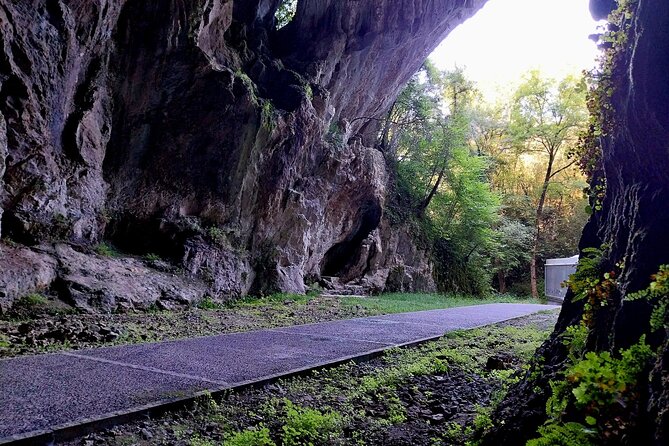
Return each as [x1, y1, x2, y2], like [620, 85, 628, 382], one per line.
[529, 152, 555, 298]
[498, 269, 506, 293]
[418, 163, 447, 216]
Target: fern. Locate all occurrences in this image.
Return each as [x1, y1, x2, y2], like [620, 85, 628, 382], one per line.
[561, 324, 588, 363]
[626, 264, 669, 331]
[564, 247, 604, 302]
[526, 422, 596, 446]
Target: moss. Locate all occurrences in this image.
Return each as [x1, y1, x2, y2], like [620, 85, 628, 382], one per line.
[260, 100, 276, 131]
[234, 70, 259, 104]
[303, 83, 313, 100]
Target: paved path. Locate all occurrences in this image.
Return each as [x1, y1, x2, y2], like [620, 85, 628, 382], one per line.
[0, 303, 557, 444]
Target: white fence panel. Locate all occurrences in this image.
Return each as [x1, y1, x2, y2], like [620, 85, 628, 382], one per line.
[544, 255, 579, 301]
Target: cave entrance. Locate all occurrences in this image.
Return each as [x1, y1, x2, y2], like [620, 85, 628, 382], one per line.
[321, 200, 382, 279]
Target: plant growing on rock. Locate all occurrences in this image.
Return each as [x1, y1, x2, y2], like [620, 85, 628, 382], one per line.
[626, 264, 669, 332]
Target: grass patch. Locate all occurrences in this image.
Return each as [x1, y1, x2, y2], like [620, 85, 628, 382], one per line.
[197, 296, 224, 310]
[16, 293, 48, 307]
[95, 242, 120, 257]
[341, 292, 542, 315]
[230, 293, 316, 308]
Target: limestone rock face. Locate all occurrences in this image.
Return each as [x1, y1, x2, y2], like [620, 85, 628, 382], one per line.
[0, 243, 208, 313]
[0, 245, 58, 313]
[360, 221, 436, 294]
[0, 0, 486, 308]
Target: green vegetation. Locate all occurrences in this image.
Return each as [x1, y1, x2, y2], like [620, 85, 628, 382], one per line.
[281, 399, 343, 445]
[207, 226, 226, 245]
[229, 292, 316, 308]
[531, 332, 654, 445]
[144, 252, 161, 262]
[563, 246, 618, 326]
[15, 293, 48, 307]
[224, 427, 275, 446]
[95, 242, 120, 257]
[384, 62, 587, 296]
[197, 296, 224, 310]
[260, 100, 276, 131]
[274, 0, 297, 29]
[0, 333, 10, 349]
[341, 292, 541, 315]
[527, 422, 596, 446]
[233, 291, 542, 316]
[509, 71, 587, 298]
[627, 264, 669, 331]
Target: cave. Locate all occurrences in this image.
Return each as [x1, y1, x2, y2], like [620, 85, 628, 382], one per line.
[0, 0, 668, 444]
[321, 200, 382, 278]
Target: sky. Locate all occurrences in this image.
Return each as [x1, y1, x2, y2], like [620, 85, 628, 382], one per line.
[430, 0, 604, 101]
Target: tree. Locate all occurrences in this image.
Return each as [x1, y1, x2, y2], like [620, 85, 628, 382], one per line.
[491, 217, 534, 293]
[386, 67, 500, 294]
[509, 72, 587, 298]
[274, 0, 298, 29]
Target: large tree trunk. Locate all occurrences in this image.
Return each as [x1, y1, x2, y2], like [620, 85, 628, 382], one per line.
[483, 0, 669, 443]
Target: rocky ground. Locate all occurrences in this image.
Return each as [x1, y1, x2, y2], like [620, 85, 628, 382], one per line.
[63, 311, 559, 446]
[0, 294, 372, 358]
[0, 288, 538, 358]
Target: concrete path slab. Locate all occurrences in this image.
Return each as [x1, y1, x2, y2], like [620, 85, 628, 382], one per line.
[75, 330, 387, 384]
[274, 317, 445, 345]
[0, 303, 557, 444]
[377, 303, 555, 329]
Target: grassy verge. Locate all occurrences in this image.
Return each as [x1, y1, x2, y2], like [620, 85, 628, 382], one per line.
[341, 292, 543, 315]
[1, 292, 547, 358]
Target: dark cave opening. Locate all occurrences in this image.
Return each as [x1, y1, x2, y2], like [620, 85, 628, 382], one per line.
[320, 200, 382, 278]
[105, 214, 195, 260]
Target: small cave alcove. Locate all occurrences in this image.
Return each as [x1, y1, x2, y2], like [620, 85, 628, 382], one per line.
[320, 200, 382, 278]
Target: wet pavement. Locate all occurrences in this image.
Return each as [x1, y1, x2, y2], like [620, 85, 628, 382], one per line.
[0, 303, 557, 444]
